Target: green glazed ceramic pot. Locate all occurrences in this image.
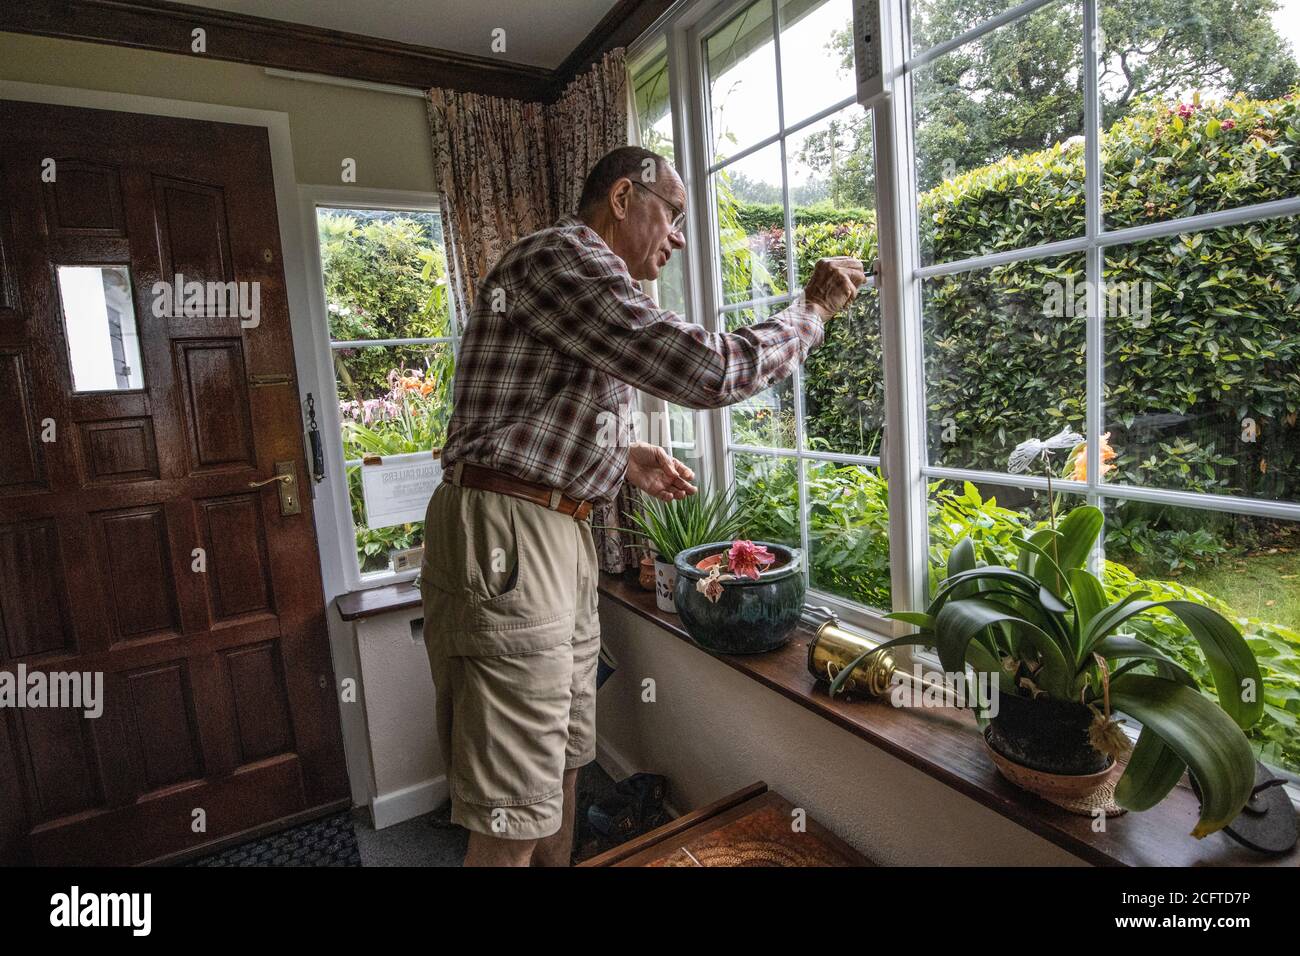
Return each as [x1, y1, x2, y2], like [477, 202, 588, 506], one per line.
[673, 542, 805, 654]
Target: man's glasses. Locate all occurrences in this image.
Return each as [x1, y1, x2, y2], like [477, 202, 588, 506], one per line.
[632, 180, 686, 234]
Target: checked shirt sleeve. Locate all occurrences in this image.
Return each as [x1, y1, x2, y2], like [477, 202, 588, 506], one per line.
[515, 230, 824, 410]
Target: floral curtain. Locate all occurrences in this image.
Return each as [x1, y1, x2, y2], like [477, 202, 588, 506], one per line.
[427, 50, 646, 574]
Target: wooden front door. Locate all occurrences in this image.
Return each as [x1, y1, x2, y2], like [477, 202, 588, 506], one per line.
[0, 100, 349, 865]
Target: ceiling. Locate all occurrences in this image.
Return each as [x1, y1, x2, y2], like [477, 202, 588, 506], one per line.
[196, 0, 624, 69]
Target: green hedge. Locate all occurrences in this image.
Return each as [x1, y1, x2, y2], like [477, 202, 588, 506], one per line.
[744, 93, 1300, 498]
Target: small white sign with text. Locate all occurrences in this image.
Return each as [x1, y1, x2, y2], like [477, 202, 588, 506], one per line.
[361, 455, 442, 529]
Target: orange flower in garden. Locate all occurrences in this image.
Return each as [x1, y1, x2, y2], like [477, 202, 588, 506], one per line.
[1069, 433, 1117, 481]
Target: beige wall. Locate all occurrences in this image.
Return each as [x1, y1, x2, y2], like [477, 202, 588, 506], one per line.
[0, 31, 436, 191]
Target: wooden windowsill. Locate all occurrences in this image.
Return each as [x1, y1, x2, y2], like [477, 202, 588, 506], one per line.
[335, 581, 422, 621]
[597, 571, 1296, 868]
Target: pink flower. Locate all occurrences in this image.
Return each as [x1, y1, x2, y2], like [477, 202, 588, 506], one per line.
[1221, 118, 1236, 130]
[727, 540, 776, 580]
[1176, 102, 1196, 119]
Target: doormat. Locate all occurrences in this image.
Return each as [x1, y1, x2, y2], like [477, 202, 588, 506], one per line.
[181, 811, 361, 867]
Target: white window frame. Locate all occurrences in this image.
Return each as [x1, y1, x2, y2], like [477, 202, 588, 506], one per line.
[630, 0, 1300, 639]
[297, 185, 456, 594]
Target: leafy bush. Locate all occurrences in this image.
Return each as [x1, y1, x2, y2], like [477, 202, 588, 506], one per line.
[730, 93, 1300, 496]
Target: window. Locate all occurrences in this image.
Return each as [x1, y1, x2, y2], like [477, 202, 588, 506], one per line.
[308, 199, 455, 587]
[632, 42, 706, 474]
[634, 0, 1300, 776]
[702, 0, 892, 612]
[56, 265, 143, 391]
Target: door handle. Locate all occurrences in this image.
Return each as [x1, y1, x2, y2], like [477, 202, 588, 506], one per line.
[248, 461, 301, 515]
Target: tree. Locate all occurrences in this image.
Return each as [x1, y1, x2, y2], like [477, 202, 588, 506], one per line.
[317, 211, 450, 403]
[821, 0, 1298, 191]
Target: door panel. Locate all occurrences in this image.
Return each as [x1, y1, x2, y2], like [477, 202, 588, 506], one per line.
[0, 100, 349, 865]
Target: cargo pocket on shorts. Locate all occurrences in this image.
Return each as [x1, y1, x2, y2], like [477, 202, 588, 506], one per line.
[456, 494, 576, 657]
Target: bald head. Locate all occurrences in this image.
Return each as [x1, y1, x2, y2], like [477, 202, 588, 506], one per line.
[577, 146, 686, 282]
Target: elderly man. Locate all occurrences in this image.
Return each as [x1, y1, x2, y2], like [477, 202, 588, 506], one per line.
[421, 145, 864, 866]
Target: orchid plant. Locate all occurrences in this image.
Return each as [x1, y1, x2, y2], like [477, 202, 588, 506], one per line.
[829, 428, 1264, 838]
[695, 540, 777, 603]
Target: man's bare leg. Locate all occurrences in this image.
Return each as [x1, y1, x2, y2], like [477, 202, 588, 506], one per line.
[530, 767, 580, 867]
[463, 831, 536, 867]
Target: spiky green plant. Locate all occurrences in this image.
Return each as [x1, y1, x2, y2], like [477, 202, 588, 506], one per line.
[618, 485, 752, 562]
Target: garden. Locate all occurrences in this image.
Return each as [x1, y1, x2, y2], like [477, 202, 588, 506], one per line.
[722, 89, 1300, 777]
[316, 208, 454, 573]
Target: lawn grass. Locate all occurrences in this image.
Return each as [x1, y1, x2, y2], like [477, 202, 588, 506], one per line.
[1173, 549, 1300, 630]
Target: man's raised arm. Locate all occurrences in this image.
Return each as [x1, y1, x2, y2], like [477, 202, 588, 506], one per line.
[515, 230, 863, 409]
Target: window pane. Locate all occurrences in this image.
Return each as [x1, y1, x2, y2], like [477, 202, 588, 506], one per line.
[923, 254, 1088, 472]
[56, 265, 143, 392]
[726, 305, 798, 449]
[336, 344, 452, 575]
[706, 0, 780, 162]
[714, 143, 789, 304]
[788, 105, 875, 217]
[913, 0, 1085, 266]
[803, 286, 884, 457]
[634, 46, 675, 162]
[805, 459, 891, 608]
[317, 208, 451, 341]
[1100, 0, 1300, 229]
[909, 0, 1026, 55]
[667, 403, 703, 474]
[787, 105, 882, 457]
[927, 478, 1085, 598]
[734, 452, 802, 548]
[778, 0, 856, 124]
[335, 345, 454, 457]
[1102, 217, 1300, 501]
[1101, 499, 1300, 777]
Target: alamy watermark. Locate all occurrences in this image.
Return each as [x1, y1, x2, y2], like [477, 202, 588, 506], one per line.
[889, 663, 999, 719]
[0, 664, 103, 719]
[151, 273, 261, 327]
[1042, 276, 1153, 327]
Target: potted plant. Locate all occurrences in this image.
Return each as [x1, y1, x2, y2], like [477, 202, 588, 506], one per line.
[619, 486, 750, 613]
[830, 430, 1264, 838]
[673, 539, 806, 654]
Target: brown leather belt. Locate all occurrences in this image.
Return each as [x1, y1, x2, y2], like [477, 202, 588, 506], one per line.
[446, 461, 593, 522]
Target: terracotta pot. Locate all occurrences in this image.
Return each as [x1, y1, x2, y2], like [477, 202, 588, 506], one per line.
[984, 730, 1123, 814]
[638, 555, 656, 591]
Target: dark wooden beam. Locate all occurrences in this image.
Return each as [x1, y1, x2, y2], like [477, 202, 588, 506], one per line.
[0, 0, 553, 99]
[546, 0, 678, 100]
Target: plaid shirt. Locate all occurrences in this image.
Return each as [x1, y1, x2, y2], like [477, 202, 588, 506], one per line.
[441, 214, 825, 501]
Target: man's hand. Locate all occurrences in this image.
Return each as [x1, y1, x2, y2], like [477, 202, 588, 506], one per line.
[626, 441, 697, 501]
[803, 256, 867, 319]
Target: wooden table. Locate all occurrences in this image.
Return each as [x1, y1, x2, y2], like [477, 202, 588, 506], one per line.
[579, 781, 872, 867]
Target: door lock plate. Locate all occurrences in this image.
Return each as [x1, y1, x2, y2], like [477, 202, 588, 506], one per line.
[273, 460, 301, 515]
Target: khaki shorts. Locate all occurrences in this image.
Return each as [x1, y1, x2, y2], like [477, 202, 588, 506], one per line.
[419, 479, 599, 841]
